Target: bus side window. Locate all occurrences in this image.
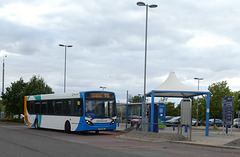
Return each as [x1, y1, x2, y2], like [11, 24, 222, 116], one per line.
[35, 101, 41, 114]
[55, 100, 63, 115]
[74, 99, 83, 116]
[48, 100, 54, 115]
[27, 101, 34, 114]
[41, 101, 47, 114]
[63, 99, 71, 115]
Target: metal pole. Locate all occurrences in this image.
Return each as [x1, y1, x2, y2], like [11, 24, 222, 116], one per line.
[194, 78, 203, 127]
[196, 80, 199, 127]
[206, 92, 210, 136]
[197, 79, 199, 90]
[64, 46, 67, 93]
[137, 2, 157, 131]
[238, 112, 240, 130]
[142, 4, 148, 132]
[194, 78, 203, 91]
[126, 90, 128, 129]
[196, 101, 198, 126]
[1, 55, 6, 119]
[59, 44, 72, 93]
[100, 86, 106, 91]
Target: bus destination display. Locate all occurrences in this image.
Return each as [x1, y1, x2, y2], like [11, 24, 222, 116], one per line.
[85, 92, 114, 99]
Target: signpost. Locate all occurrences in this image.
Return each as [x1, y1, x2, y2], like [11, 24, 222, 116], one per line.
[222, 97, 234, 134]
[181, 98, 192, 140]
[236, 110, 240, 117]
[237, 110, 240, 130]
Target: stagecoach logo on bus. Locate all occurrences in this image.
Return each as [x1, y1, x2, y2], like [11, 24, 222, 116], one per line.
[24, 91, 117, 133]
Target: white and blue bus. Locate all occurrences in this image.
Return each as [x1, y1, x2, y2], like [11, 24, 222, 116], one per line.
[24, 91, 117, 133]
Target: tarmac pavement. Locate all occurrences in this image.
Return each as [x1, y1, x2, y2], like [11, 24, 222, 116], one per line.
[116, 123, 240, 149]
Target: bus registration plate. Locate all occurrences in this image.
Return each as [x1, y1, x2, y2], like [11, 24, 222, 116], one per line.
[97, 120, 107, 123]
[98, 128, 106, 130]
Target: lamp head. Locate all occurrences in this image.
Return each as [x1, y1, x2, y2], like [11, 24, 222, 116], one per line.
[194, 78, 204, 80]
[149, 4, 158, 8]
[137, 2, 146, 6]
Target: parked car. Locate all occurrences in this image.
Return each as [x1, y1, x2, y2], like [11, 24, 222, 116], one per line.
[13, 114, 24, 119]
[130, 116, 141, 127]
[165, 116, 181, 126]
[192, 118, 201, 126]
[205, 119, 223, 127]
[127, 115, 141, 123]
[166, 116, 201, 126]
[165, 116, 174, 121]
[233, 118, 240, 128]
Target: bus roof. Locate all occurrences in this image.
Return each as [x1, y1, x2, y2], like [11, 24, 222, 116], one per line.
[26, 91, 115, 101]
[26, 93, 80, 101]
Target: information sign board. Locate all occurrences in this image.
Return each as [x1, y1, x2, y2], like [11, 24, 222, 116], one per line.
[181, 98, 192, 125]
[158, 104, 166, 124]
[222, 97, 234, 126]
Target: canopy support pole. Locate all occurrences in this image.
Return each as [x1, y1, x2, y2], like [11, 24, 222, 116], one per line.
[150, 91, 155, 132]
[205, 92, 210, 136]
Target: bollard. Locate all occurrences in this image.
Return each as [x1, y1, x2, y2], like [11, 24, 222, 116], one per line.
[226, 125, 228, 134]
[173, 122, 175, 131]
[185, 125, 188, 133]
[177, 124, 180, 134]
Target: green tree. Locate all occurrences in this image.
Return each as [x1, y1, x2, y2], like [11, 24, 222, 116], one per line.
[131, 95, 142, 103]
[208, 81, 232, 120]
[166, 102, 180, 116]
[2, 78, 26, 118]
[24, 75, 53, 96]
[233, 91, 240, 118]
[192, 97, 206, 123]
[2, 76, 54, 118]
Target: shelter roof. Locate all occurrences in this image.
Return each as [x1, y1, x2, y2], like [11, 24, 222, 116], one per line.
[146, 72, 209, 98]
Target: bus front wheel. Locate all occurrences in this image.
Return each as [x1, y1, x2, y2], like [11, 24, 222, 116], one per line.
[65, 121, 71, 133]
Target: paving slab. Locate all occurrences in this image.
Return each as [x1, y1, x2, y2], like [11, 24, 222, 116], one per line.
[117, 124, 240, 148]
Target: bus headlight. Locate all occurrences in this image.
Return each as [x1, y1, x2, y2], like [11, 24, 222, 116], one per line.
[110, 119, 116, 125]
[85, 120, 93, 126]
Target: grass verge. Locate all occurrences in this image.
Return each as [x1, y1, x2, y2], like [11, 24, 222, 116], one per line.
[0, 118, 24, 123]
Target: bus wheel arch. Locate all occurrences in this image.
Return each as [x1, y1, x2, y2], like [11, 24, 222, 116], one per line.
[65, 121, 71, 133]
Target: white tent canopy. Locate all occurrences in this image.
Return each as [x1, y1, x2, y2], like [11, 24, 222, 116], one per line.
[147, 72, 207, 97]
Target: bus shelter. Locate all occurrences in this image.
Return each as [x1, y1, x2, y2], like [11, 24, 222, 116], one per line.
[143, 72, 210, 136]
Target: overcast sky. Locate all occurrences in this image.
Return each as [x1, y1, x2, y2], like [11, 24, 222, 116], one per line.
[0, 0, 240, 103]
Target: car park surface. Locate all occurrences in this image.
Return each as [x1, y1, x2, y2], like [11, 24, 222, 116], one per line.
[1, 122, 240, 157]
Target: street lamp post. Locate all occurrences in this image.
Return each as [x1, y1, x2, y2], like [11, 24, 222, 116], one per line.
[194, 77, 204, 91]
[194, 77, 204, 127]
[59, 44, 72, 93]
[100, 86, 106, 91]
[1, 54, 7, 119]
[137, 1, 157, 132]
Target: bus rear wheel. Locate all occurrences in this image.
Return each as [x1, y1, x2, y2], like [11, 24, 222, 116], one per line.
[34, 119, 39, 129]
[65, 121, 71, 133]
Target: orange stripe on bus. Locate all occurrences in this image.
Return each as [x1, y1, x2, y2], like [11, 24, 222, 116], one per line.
[24, 96, 32, 126]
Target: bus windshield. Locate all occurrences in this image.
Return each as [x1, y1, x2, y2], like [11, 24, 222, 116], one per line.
[85, 100, 116, 118]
